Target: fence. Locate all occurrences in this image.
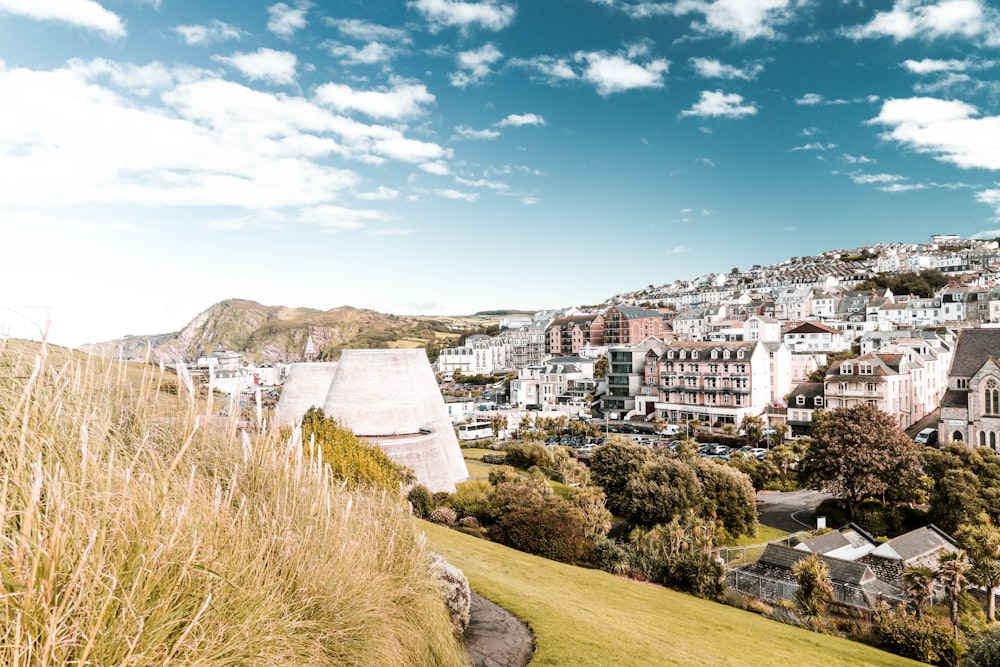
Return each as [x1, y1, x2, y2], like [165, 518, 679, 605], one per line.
[712, 531, 810, 567]
[726, 569, 908, 612]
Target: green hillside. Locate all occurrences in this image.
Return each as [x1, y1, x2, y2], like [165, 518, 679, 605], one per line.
[422, 521, 920, 667]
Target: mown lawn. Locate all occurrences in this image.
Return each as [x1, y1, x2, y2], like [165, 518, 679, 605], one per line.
[422, 521, 920, 667]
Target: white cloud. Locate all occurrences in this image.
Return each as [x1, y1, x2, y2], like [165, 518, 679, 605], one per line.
[453, 125, 500, 140]
[0, 0, 125, 37]
[296, 204, 391, 231]
[455, 176, 508, 190]
[844, 0, 1000, 46]
[326, 18, 410, 42]
[357, 186, 400, 200]
[213, 49, 297, 85]
[521, 196, 539, 205]
[698, 157, 716, 167]
[879, 183, 929, 192]
[420, 160, 450, 175]
[267, 2, 310, 39]
[409, 0, 515, 31]
[592, 0, 804, 41]
[665, 245, 689, 254]
[796, 92, 824, 105]
[174, 20, 241, 46]
[0, 58, 457, 215]
[842, 154, 876, 164]
[436, 188, 478, 201]
[850, 172, 906, 184]
[791, 142, 837, 151]
[509, 55, 578, 83]
[868, 97, 1000, 169]
[902, 57, 971, 73]
[680, 90, 757, 118]
[976, 188, 1000, 216]
[496, 113, 545, 127]
[449, 43, 503, 87]
[575, 48, 669, 95]
[328, 41, 398, 66]
[689, 57, 764, 80]
[314, 79, 435, 120]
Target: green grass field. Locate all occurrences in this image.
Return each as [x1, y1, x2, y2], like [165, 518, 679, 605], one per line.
[422, 521, 920, 667]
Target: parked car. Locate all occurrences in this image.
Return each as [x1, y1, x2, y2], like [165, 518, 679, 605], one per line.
[914, 428, 938, 447]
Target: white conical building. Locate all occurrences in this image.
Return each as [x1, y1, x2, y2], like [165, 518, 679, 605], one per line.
[277, 349, 468, 493]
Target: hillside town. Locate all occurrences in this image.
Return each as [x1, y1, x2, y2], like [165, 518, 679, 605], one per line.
[192, 235, 1000, 452]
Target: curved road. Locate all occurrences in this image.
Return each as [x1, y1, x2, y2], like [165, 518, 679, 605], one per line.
[756, 489, 834, 533]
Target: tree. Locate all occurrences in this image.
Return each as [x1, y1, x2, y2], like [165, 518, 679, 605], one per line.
[902, 564, 935, 621]
[801, 404, 922, 520]
[936, 549, 971, 641]
[740, 415, 764, 447]
[594, 356, 608, 379]
[695, 460, 758, 537]
[489, 414, 506, 441]
[956, 519, 1000, 623]
[589, 436, 650, 517]
[793, 553, 833, 627]
[625, 457, 702, 527]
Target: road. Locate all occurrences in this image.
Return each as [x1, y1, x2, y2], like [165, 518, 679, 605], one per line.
[756, 489, 834, 533]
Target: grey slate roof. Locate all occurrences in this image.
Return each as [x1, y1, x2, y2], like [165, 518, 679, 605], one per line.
[871, 525, 956, 562]
[950, 328, 1000, 378]
[758, 544, 876, 586]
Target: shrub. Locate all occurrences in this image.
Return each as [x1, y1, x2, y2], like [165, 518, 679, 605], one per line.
[504, 441, 555, 469]
[456, 515, 484, 537]
[407, 484, 435, 519]
[968, 625, 1000, 667]
[876, 609, 964, 666]
[429, 554, 472, 634]
[481, 453, 507, 465]
[430, 506, 458, 525]
[488, 494, 589, 564]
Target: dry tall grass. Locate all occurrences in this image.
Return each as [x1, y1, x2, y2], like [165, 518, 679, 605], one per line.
[0, 340, 468, 666]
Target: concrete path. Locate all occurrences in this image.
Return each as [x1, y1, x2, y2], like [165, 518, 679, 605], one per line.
[464, 592, 534, 667]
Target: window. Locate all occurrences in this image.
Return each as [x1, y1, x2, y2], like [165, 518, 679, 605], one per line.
[723, 350, 730, 359]
[842, 365, 853, 375]
[958, 378, 969, 389]
[668, 350, 674, 359]
[859, 364, 873, 375]
[986, 379, 999, 415]
[711, 350, 718, 359]
[993, 432, 998, 450]
[980, 432, 986, 447]
[796, 396, 805, 406]
[866, 383, 876, 393]
[692, 350, 699, 359]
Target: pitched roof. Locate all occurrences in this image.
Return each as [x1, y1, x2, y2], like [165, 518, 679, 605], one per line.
[870, 525, 956, 563]
[758, 544, 876, 586]
[611, 305, 664, 319]
[789, 382, 824, 399]
[786, 322, 840, 335]
[950, 328, 1000, 378]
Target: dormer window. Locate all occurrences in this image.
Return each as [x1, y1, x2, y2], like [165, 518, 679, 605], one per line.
[692, 350, 699, 359]
[737, 349, 745, 359]
[859, 364, 873, 375]
[711, 350, 718, 359]
[679, 350, 686, 359]
[814, 397, 824, 407]
[842, 365, 853, 375]
[796, 396, 805, 406]
[723, 350, 731, 359]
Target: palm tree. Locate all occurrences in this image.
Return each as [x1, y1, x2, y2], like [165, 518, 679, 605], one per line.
[902, 564, 935, 621]
[793, 553, 833, 627]
[937, 549, 972, 641]
[956, 520, 1000, 622]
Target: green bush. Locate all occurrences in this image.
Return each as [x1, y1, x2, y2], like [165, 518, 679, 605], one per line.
[407, 485, 435, 519]
[488, 494, 589, 564]
[876, 610, 964, 666]
[504, 440, 555, 469]
[968, 625, 1000, 667]
[481, 453, 507, 465]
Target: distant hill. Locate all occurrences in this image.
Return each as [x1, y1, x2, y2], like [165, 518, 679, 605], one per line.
[81, 299, 499, 364]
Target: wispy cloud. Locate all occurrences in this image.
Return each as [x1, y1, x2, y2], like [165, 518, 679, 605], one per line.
[496, 113, 545, 127]
[436, 188, 478, 202]
[902, 57, 974, 73]
[267, 1, 311, 40]
[591, 0, 806, 42]
[174, 20, 241, 46]
[449, 43, 503, 87]
[453, 125, 500, 140]
[0, 0, 125, 37]
[791, 142, 837, 151]
[843, 0, 1000, 46]
[357, 186, 400, 200]
[509, 55, 578, 84]
[455, 176, 508, 190]
[420, 160, 450, 175]
[314, 78, 435, 120]
[213, 49, 298, 85]
[574, 42, 669, 95]
[665, 245, 690, 254]
[327, 41, 399, 66]
[868, 96, 1000, 169]
[975, 187, 1000, 218]
[680, 90, 757, 119]
[842, 154, 876, 164]
[850, 172, 906, 184]
[689, 57, 765, 80]
[325, 18, 410, 42]
[796, 92, 823, 105]
[409, 0, 516, 32]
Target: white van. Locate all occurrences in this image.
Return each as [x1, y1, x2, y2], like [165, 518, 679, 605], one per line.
[914, 428, 938, 447]
[659, 424, 682, 436]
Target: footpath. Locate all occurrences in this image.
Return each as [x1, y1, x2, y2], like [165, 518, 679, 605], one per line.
[463, 592, 534, 667]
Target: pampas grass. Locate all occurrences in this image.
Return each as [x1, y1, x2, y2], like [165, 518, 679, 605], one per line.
[0, 339, 468, 666]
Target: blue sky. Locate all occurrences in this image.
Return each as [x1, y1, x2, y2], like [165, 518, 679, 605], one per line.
[2, 0, 1000, 347]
